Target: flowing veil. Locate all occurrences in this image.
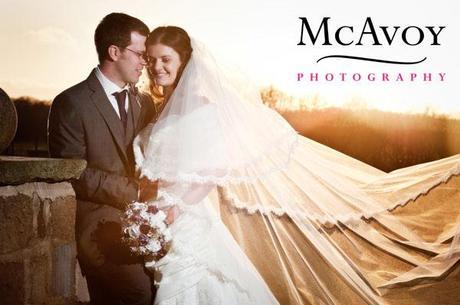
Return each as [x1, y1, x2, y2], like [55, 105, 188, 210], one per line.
[134, 39, 460, 305]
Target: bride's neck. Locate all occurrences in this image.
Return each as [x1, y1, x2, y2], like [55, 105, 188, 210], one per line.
[163, 86, 174, 102]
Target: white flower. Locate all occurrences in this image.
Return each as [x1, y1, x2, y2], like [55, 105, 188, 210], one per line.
[140, 210, 150, 220]
[145, 240, 162, 253]
[131, 201, 146, 210]
[126, 225, 141, 238]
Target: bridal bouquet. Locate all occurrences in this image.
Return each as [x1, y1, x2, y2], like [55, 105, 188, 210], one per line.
[121, 201, 172, 262]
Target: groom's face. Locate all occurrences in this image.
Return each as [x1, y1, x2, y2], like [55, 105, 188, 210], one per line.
[116, 31, 147, 85]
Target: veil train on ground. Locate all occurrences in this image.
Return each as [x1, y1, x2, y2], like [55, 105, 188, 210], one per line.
[213, 139, 460, 305]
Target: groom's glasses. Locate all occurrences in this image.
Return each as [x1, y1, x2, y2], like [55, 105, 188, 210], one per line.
[121, 47, 149, 62]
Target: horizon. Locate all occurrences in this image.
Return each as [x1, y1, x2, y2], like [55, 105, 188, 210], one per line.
[10, 89, 460, 121]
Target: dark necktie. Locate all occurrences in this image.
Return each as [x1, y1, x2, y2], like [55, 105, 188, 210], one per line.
[113, 90, 128, 130]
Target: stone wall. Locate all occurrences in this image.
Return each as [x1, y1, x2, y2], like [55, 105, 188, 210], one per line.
[0, 156, 86, 305]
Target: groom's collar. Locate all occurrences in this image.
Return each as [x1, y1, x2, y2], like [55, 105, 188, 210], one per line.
[94, 66, 129, 96]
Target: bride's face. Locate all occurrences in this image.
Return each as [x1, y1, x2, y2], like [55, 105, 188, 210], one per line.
[147, 43, 182, 88]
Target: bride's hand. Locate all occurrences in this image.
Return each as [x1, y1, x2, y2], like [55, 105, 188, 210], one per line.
[164, 206, 180, 225]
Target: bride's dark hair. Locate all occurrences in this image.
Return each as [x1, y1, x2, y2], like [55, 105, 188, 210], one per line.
[146, 26, 193, 101]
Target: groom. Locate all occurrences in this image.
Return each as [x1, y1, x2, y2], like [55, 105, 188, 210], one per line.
[48, 13, 157, 305]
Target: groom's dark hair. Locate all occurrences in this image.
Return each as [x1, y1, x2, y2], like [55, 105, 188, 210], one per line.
[94, 12, 149, 63]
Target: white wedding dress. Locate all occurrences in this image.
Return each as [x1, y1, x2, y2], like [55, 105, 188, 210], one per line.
[148, 196, 279, 305]
[136, 102, 280, 305]
[134, 39, 460, 305]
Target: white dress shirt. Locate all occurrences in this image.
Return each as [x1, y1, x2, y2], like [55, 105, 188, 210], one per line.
[95, 66, 129, 119]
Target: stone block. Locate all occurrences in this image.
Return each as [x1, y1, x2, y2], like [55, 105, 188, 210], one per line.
[0, 193, 37, 254]
[50, 196, 76, 242]
[0, 156, 86, 185]
[52, 243, 76, 298]
[28, 251, 50, 305]
[0, 261, 25, 305]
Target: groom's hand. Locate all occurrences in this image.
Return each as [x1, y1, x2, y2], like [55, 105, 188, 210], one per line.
[138, 178, 158, 202]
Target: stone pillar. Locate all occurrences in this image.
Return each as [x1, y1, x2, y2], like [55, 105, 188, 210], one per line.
[0, 156, 86, 305]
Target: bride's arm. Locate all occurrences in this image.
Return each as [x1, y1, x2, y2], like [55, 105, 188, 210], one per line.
[162, 183, 215, 224]
[153, 174, 220, 223]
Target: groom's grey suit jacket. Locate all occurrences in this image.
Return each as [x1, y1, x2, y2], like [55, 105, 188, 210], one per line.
[48, 69, 155, 270]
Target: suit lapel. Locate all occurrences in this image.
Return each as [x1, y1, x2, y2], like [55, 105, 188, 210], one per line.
[86, 70, 128, 164]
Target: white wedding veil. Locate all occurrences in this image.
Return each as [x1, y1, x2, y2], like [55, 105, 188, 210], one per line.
[135, 39, 298, 185]
[134, 38, 460, 305]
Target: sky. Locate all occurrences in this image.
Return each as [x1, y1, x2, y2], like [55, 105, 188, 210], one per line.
[1, 0, 459, 116]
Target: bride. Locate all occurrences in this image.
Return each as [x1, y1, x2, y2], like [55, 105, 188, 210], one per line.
[134, 26, 460, 305]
